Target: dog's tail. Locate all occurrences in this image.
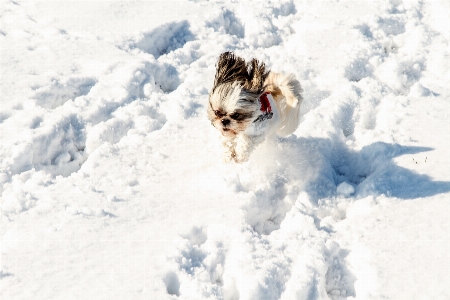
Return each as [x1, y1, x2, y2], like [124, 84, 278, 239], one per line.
[264, 72, 303, 136]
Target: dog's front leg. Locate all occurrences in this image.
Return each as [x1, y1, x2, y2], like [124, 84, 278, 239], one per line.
[221, 137, 237, 163]
[233, 134, 253, 163]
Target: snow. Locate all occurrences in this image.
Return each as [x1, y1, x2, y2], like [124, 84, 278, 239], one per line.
[336, 182, 354, 198]
[1, 0, 450, 299]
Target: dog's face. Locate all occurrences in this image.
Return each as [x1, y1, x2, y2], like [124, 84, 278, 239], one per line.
[208, 52, 268, 137]
[208, 82, 259, 137]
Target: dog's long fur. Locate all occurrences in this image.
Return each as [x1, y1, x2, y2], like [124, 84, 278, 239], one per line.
[212, 52, 268, 94]
[264, 72, 303, 136]
[208, 52, 303, 162]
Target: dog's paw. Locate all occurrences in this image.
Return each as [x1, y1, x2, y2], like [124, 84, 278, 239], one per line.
[223, 152, 234, 163]
[233, 150, 249, 163]
[223, 150, 248, 163]
[222, 147, 237, 163]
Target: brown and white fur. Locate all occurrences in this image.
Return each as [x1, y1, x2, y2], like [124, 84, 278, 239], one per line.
[208, 52, 303, 163]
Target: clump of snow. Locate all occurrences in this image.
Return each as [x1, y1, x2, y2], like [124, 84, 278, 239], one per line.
[2, 0, 450, 299]
[336, 182, 355, 198]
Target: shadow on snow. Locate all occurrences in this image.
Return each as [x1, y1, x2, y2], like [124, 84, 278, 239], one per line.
[300, 139, 450, 201]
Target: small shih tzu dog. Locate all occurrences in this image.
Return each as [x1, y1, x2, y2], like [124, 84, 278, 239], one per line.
[208, 52, 303, 163]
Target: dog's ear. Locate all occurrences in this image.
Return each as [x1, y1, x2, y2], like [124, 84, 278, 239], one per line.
[244, 58, 269, 94]
[213, 52, 249, 92]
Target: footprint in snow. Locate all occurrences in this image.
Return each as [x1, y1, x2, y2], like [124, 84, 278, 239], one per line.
[130, 21, 195, 59]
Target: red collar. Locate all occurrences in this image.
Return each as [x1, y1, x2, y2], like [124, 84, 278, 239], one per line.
[253, 92, 273, 123]
[259, 92, 272, 114]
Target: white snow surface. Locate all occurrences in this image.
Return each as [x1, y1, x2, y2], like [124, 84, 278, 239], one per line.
[1, 0, 450, 299]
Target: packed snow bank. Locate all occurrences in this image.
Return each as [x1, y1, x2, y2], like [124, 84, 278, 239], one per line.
[1, 0, 450, 299]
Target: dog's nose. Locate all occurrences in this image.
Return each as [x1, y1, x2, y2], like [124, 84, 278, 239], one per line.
[221, 119, 230, 126]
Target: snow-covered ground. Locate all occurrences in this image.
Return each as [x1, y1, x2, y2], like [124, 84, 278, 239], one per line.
[1, 0, 450, 299]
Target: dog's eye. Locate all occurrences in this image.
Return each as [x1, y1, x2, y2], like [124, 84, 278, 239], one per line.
[230, 113, 240, 120]
[214, 110, 222, 117]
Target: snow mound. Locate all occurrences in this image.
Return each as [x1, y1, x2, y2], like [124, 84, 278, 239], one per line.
[32, 77, 97, 109]
[206, 9, 245, 38]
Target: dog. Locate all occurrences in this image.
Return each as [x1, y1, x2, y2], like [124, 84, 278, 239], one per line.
[208, 52, 303, 163]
